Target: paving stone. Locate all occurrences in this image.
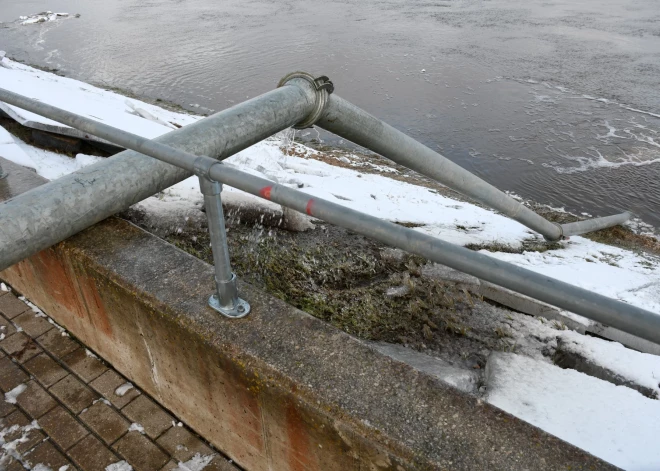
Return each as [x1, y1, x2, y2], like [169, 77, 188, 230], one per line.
[24, 353, 68, 388]
[206, 456, 241, 471]
[62, 347, 108, 383]
[12, 310, 54, 338]
[24, 440, 72, 469]
[0, 394, 16, 417]
[36, 328, 79, 359]
[39, 405, 89, 451]
[90, 370, 140, 409]
[0, 294, 31, 319]
[0, 355, 28, 392]
[161, 460, 178, 471]
[0, 332, 42, 363]
[16, 380, 57, 419]
[1, 410, 45, 454]
[114, 431, 169, 471]
[3, 457, 24, 471]
[157, 426, 213, 462]
[122, 395, 173, 439]
[68, 434, 121, 471]
[49, 374, 99, 414]
[80, 401, 130, 445]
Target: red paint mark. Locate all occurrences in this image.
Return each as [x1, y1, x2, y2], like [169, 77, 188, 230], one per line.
[305, 199, 314, 216]
[259, 186, 273, 200]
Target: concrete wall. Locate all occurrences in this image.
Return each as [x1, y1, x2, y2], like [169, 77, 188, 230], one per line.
[0, 158, 615, 470]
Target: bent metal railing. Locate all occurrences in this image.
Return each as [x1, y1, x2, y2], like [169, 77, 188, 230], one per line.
[0, 73, 656, 343]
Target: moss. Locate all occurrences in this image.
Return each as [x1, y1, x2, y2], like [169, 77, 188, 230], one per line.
[165, 224, 476, 348]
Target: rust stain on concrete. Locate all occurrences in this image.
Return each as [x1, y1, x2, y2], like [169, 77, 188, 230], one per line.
[77, 272, 113, 337]
[285, 400, 314, 471]
[34, 248, 86, 319]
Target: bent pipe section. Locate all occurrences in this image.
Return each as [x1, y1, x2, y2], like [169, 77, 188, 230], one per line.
[0, 80, 318, 271]
[316, 94, 631, 241]
[561, 211, 633, 237]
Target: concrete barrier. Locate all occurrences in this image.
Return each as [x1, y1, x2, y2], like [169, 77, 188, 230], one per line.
[0, 158, 615, 470]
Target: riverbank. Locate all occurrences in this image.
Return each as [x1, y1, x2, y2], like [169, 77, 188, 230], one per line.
[2, 55, 660, 469]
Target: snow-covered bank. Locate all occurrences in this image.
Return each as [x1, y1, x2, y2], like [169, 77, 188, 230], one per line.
[486, 352, 660, 471]
[1, 56, 660, 469]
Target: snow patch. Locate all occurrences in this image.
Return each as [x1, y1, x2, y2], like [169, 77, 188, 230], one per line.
[115, 383, 134, 397]
[486, 353, 660, 470]
[4, 384, 27, 404]
[105, 461, 133, 471]
[128, 423, 145, 434]
[173, 453, 215, 471]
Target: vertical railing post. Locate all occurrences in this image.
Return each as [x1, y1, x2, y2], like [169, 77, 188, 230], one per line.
[0, 163, 7, 180]
[198, 176, 250, 318]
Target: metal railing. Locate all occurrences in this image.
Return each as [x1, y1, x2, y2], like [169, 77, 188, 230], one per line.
[0, 73, 657, 343]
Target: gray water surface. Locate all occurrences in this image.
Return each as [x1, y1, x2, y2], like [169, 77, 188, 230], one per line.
[1, 0, 659, 227]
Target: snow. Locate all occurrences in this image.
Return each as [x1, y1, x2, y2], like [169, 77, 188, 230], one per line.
[0, 126, 36, 169]
[483, 236, 660, 313]
[115, 383, 134, 397]
[85, 349, 98, 359]
[105, 461, 133, 471]
[173, 454, 215, 471]
[0, 419, 40, 466]
[557, 330, 660, 398]
[487, 353, 660, 470]
[0, 57, 199, 142]
[128, 423, 145, 434]
[4, 383, 26, 404]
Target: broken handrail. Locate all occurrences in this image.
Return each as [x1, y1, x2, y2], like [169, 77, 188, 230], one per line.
[0, 82, 658, 345]
[312, 91, 632, 241]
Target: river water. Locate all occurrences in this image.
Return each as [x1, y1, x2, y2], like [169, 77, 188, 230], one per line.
[1, 0, 659, 227]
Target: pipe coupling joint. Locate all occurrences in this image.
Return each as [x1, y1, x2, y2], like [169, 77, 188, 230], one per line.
[543, 223, 564, 242]
[278, 72, 334, 129]
[193, 156, 219, 180]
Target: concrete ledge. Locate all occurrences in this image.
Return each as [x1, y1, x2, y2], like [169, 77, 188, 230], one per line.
[0, 158, 614, 470]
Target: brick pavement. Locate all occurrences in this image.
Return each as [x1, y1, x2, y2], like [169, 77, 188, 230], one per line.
[0, 285, 239, 471]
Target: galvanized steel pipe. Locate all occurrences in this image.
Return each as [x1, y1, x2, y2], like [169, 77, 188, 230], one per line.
[0, 80, 317, 270]
[316, 95, 631, 240]
[561, 211, 633, 238]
